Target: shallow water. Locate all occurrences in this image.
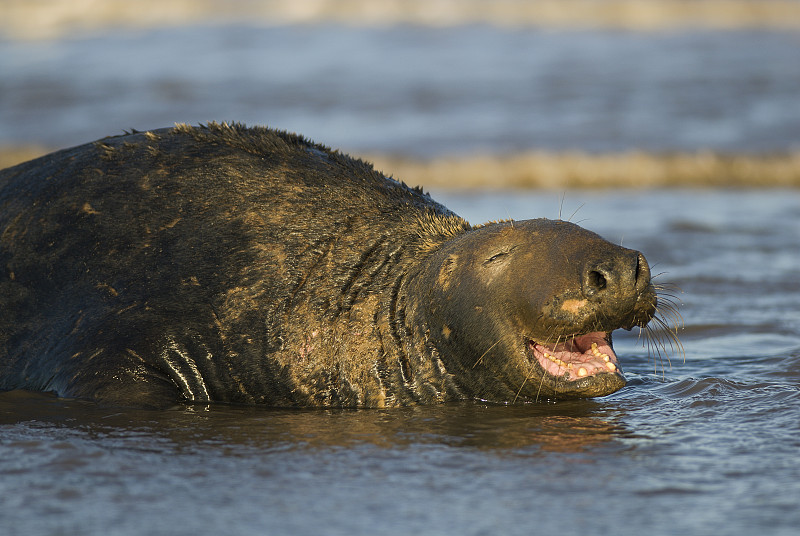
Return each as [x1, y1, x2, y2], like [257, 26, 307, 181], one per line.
[2, 189, 799, 536]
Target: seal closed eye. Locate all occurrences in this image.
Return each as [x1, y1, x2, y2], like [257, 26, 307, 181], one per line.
[0, 122, 660, 408]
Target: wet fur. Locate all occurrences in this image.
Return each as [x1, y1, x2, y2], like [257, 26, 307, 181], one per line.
[0, 123, 663, 408]
[0, 123, 472, 407]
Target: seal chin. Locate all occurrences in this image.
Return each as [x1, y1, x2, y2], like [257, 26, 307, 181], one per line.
[526, 332, 627, 398]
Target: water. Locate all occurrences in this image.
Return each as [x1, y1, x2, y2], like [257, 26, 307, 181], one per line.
[2, 190, 799, 536]
[1, 24, 799, 156]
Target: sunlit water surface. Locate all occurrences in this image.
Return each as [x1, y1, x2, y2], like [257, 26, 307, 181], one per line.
[1, 189, 798, 536]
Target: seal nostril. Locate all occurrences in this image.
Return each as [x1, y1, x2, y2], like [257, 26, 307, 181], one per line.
[588, 270, 607, 292]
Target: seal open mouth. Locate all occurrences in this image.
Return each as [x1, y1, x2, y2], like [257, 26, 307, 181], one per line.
[528, 332, 620, 381]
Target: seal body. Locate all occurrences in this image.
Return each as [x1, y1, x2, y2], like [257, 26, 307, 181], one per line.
[0, 123, 657, 408]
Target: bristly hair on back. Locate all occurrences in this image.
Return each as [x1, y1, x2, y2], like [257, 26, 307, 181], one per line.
[173, 121, 320, 155]
[415, 210, 472, 254]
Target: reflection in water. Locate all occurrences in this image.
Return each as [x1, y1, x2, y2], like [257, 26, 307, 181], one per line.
[0, 390, 627, 455]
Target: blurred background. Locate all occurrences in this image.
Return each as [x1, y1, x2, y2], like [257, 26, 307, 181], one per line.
[1, 0, 799, 188]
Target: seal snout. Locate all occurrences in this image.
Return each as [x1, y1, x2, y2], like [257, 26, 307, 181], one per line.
[582, 251, 649, 299]
[579, 250, 658, 333]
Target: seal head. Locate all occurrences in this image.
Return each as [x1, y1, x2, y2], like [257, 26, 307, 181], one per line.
[411, 218, 656, 401]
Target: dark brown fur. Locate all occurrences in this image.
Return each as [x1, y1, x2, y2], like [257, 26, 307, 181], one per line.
[0, 123, 656, 408]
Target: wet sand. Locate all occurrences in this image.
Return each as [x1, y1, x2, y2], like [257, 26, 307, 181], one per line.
[3, 0, 800, 40]
[3, 145, 800, 189]
[0, 147, 48, 171]
[369, 151, 800, 189]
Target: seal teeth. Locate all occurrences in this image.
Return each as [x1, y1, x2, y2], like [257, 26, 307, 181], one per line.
[532, 333, 619, 382]
[591, 342, 610, 361]
[543, 352, 570, 369]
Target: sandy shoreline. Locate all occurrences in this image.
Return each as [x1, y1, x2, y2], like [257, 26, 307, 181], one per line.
[369, 151, 800, 189]
[3, 145, 799, 189]
[3, 0, 800, 40]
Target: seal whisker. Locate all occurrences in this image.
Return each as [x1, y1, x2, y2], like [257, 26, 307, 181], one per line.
[534, 350, 551, 403]
[550, 332, 571, 397]
[645, 330, 665, 376]
[646, 327, 668, 376]
[653, 282, 683, 298]
[651, 323, 671, 367]
[513, 368, 532, 403]
[532, 331, 561, 402]
[632, 283, 686, 376]
[653, 289, 684, 341]
[657, 293, 683, 307]
[653, 284, 684, 307]
[567, 203, 585, 223]
[651, 264, 682, 284]
[473, 337, 503, 369]
[656, 300, 684, 330]
[653, 280, 681, 289]
[642, 309, 685, 376]
[652, 314, 684, 356]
